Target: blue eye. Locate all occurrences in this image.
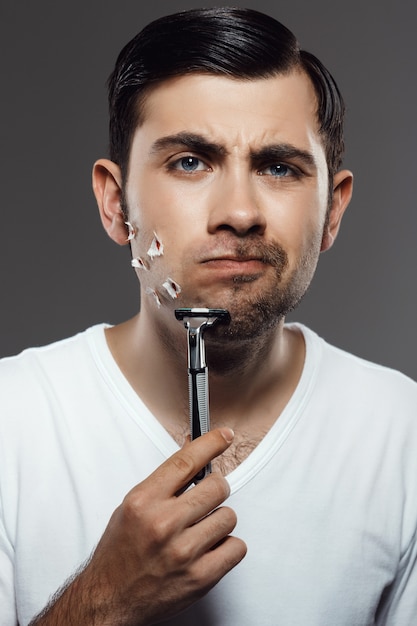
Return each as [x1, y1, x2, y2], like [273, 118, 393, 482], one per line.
[266, 164, 291, 177]
[182, 157, 199, 171]
[167, 155, 211, 175]
[178, 156, 204, 171]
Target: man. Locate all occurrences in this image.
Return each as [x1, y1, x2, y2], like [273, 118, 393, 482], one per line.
[1, 7, 416, 625]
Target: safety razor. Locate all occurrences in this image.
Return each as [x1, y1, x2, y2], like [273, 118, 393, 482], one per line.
[175, 307, 230, 481]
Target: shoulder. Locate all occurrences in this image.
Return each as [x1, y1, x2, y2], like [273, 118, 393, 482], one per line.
[290, 323, 417, 437]
[0, 325, 109, 418]
[0, 324, 106, 375]
[296, 322, 417, 397]
[292, 324, 417, 508]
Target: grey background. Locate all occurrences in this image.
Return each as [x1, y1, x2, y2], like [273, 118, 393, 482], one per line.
[1, 0, 416, 379]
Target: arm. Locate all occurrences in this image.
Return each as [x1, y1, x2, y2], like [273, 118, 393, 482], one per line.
[29, 427, 246, 626]
[375, 528, 417, 625]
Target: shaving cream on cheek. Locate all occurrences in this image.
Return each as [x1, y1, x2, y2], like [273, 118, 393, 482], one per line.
[131, 257, 149, 270]
[130, 230, 183, 309]
[145, 287, 162, 308]
[162, 278, 182, 299]
[131, 230, 163, 271]
[147, 233, 164, 258]
[126, 221, 147, 270]
[125, 221, 136, 242]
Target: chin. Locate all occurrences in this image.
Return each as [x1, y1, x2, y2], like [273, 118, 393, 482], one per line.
[177, 262, 313, 342]
[204, 293, 296, 344]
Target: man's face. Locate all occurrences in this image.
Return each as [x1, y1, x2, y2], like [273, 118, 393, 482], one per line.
[123, 71, 337, 339]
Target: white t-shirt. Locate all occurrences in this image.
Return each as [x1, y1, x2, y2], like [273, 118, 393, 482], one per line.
[0, 324, 416, 625]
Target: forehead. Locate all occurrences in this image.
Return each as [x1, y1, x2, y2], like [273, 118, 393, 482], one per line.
[134, 71, 324, 159]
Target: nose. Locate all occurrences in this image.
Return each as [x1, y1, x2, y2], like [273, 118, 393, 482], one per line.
[207, 170, 266, 237]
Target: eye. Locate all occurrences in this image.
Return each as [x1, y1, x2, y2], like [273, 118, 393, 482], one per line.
[259, 163, 294, 177]
[171, 156, 209, 172]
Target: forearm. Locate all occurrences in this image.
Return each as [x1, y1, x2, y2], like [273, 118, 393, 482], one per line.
[28, 567, 140, 626]
[28, 570, 104, 626]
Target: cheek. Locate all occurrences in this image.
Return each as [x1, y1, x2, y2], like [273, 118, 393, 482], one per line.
[126, 173, 205, 269]
[128, 212, 188, 309]
[267, 192, 327, 268]
[127, 178, 195, 241]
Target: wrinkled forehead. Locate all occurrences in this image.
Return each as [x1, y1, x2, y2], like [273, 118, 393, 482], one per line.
[131, 71, 324, 164]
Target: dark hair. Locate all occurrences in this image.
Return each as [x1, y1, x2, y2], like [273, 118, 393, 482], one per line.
[107, 7, 345, 186]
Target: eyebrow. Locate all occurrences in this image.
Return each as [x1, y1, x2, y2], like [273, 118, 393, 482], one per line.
[250, 144, 317, 170]
[150, 132, 227, 157]
[150, 132, 317, 170]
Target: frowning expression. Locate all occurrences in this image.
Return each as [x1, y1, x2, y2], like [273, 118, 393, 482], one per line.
[121, 71, 345, 335]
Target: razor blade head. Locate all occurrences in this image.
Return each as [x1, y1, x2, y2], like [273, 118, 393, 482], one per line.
[175, 307, 230, 322]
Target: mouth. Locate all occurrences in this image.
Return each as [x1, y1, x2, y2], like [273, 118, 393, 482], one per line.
[200, 256, 266, 281]
[195, 241, 288, 286]
[203, 256, 264, 267]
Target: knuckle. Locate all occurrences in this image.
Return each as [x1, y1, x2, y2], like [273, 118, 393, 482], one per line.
[170, 449, 196, 476]
[184, 474, 229, 510]
[187, 567, 210, 594]
[209, 506, 238, 536]
[121, 490, 147, 521]
[208, 473, 231, 501]
[169, 539, 194, 568]
[120, 490, 175, 544]
[148, 514, 175, 545]
[218, 505, 238, 529]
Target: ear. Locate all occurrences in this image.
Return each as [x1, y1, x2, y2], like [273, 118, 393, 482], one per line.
[321, 169, 353, 252]
[92, 158, 129, 246]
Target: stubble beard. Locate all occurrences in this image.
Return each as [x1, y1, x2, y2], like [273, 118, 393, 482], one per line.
[205, 236, 321, 346]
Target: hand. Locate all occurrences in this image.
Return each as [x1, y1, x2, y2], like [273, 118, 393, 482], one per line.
[30, 427, 247, 625]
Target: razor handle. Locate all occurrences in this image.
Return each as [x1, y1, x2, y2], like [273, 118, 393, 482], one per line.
[189, 367, 211, 482]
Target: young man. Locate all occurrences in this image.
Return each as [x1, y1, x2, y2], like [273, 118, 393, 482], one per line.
[1, 8, 416, 625]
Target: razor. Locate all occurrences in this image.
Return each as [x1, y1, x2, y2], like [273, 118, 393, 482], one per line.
[175, 307, 230, 481]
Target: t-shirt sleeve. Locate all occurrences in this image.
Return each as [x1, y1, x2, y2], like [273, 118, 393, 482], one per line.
[375, 528, 417, 624]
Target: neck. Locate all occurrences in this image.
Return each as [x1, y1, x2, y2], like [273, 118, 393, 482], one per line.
[105, 307, 305, 438]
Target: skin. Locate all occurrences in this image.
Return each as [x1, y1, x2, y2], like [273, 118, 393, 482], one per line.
[94, 70, 352, 441]
[31, 70, 352, 624]
[30, 429, 244, 626]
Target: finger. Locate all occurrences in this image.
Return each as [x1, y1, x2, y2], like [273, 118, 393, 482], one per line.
[144, 428, 234, 497]
[189, 535, 248, 596]
[176, 473, 231, 526]
[178, 505, 239, 559]
[155, 506, 238, 575]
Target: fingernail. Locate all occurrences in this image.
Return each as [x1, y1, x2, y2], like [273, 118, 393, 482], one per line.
[220, 427, 234, 444]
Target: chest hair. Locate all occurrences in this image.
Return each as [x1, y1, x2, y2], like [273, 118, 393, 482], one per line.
[167, 426, 268, 476]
